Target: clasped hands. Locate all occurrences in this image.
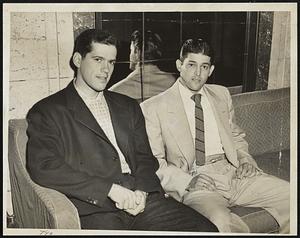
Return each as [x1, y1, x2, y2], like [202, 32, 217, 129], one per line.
[108, 184, 147, 216]
[186, 162, 261, 192]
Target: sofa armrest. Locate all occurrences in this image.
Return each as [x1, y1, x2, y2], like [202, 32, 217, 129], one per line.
[9, 149, 81, 229]
[10, 168, 81, 229]
[8, 119, 81, 229]
[26, 181, 81, 229]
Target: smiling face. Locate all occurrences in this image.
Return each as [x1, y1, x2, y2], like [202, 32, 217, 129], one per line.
[176, 52, 214, 93]
[73, 42, 117, 97]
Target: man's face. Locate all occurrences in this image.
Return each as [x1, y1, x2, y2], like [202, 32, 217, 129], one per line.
[176, 53, 214, 92]
[73, 42, 117, 94]
[129, 41, 138, 70]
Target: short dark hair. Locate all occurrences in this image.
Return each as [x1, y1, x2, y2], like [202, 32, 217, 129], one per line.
[180, 38, 214, 64]
[131, 30, 163, 63]
[69, 29, 118, 74]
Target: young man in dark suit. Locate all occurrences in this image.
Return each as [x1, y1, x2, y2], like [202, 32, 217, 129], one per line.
[26, 29, 218, 231]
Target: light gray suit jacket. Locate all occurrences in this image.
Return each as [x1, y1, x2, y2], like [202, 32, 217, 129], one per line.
[141, 80, 259, 201]
[109, 64, 176, 100]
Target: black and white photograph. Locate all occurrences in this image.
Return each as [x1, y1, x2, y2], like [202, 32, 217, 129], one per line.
[3, 2, 297, 236]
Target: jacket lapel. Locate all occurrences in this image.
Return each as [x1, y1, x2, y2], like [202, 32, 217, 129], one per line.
[104, 92, 130, 160]
[65, 82, 111, 145]
[166, 82, 195, 169]
[203, 86, 238, 165]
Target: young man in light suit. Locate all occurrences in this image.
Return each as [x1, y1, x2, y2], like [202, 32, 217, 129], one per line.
[141, 38, 290, 233]
[26, 29, 218, 231]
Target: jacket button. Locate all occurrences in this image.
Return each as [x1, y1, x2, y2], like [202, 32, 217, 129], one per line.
[92, 199, 98, 205]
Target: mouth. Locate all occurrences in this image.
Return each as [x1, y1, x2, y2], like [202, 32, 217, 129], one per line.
[96, 75, 107, 80]
[192, 77, 201, 81]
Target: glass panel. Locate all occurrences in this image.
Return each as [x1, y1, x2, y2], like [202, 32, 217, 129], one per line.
[181, 12, 212, 41]
[136, 12, 181, 101]
[216, 12, 246, 87]
[144, 12, 180, 74]
[95, 12, 251, 101]
[98, 12, 143, 88]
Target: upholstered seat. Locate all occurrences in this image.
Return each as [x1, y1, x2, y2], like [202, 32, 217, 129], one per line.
[7, 87, 290, 232]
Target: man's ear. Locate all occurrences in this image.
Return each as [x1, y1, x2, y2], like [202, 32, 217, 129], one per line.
[72, 52, 82, 68]
[208, 65, 215, 76]
[176, 59, 183, 72]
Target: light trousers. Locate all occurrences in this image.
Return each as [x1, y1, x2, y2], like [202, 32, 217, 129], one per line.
[182, 159, 290, 233]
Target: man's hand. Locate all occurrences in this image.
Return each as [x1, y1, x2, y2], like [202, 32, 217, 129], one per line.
[124, 190, 147, 216]
[187, 174, 216, 192]
[236, 162, 261, 179]
[108, 184, 138, 210]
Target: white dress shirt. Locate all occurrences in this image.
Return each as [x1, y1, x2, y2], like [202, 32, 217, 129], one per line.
[178, 81, 224, 158]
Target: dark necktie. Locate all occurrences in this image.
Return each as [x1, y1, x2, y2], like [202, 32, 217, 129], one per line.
[191, 94, 205, 166]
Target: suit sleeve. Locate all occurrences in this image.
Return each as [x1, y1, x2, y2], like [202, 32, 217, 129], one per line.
[141, 101, 193, 200]
[26, 106, 113, 208]
[226, 89, 261, 170]
[130, 101, 163, 193]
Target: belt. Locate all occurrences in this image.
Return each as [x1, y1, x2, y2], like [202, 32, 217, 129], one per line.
[189, 153, 227, 176]
[205, 153, 226, 165]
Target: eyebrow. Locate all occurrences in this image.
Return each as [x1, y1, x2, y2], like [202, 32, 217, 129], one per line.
[91, 56, 116, 63]
[187, 60, 210, 65]
[91, 56, 103, 59]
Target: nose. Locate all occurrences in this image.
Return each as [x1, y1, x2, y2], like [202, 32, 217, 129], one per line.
[195, 66, 201, 76]
[100, 60, 109, 73]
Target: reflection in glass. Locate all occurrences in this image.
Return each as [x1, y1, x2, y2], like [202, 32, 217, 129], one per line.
[93, 11, 271, 101]
[109, 30, 177, 101]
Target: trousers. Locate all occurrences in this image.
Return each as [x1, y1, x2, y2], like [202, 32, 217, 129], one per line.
[80, 192, 218, 232]
[182, 159, 290, 233]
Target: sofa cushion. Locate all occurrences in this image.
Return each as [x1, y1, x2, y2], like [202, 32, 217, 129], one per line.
[230, 206, 279, 233]
[229, 149, 289, 233]
[254, 149, 290, 181]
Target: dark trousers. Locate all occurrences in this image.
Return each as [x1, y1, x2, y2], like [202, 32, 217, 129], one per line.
[80, 192, 218, 232]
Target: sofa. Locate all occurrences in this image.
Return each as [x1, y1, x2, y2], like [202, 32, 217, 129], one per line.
[7, 87, 290, 232]
[229, 87, 290, 233]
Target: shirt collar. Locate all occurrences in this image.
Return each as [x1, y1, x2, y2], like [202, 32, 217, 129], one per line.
[73, 78, 104, 102]
[178, 78, 205, 101]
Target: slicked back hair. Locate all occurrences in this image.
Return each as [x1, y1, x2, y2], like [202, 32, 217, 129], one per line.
[131, 30, 163, 63]
[179, 38, 214, 64]
[69, 29, 118, 74]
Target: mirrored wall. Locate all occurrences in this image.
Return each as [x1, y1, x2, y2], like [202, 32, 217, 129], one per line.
[74, 11, 274, 102]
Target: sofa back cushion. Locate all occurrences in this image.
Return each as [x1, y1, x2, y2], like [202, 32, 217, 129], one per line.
[232, 87, 290, 156]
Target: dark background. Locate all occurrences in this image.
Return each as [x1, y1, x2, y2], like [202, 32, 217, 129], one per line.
[96, 12, 248, 89]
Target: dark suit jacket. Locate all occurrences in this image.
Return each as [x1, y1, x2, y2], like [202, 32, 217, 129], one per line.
[26, 82, 163, 216]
